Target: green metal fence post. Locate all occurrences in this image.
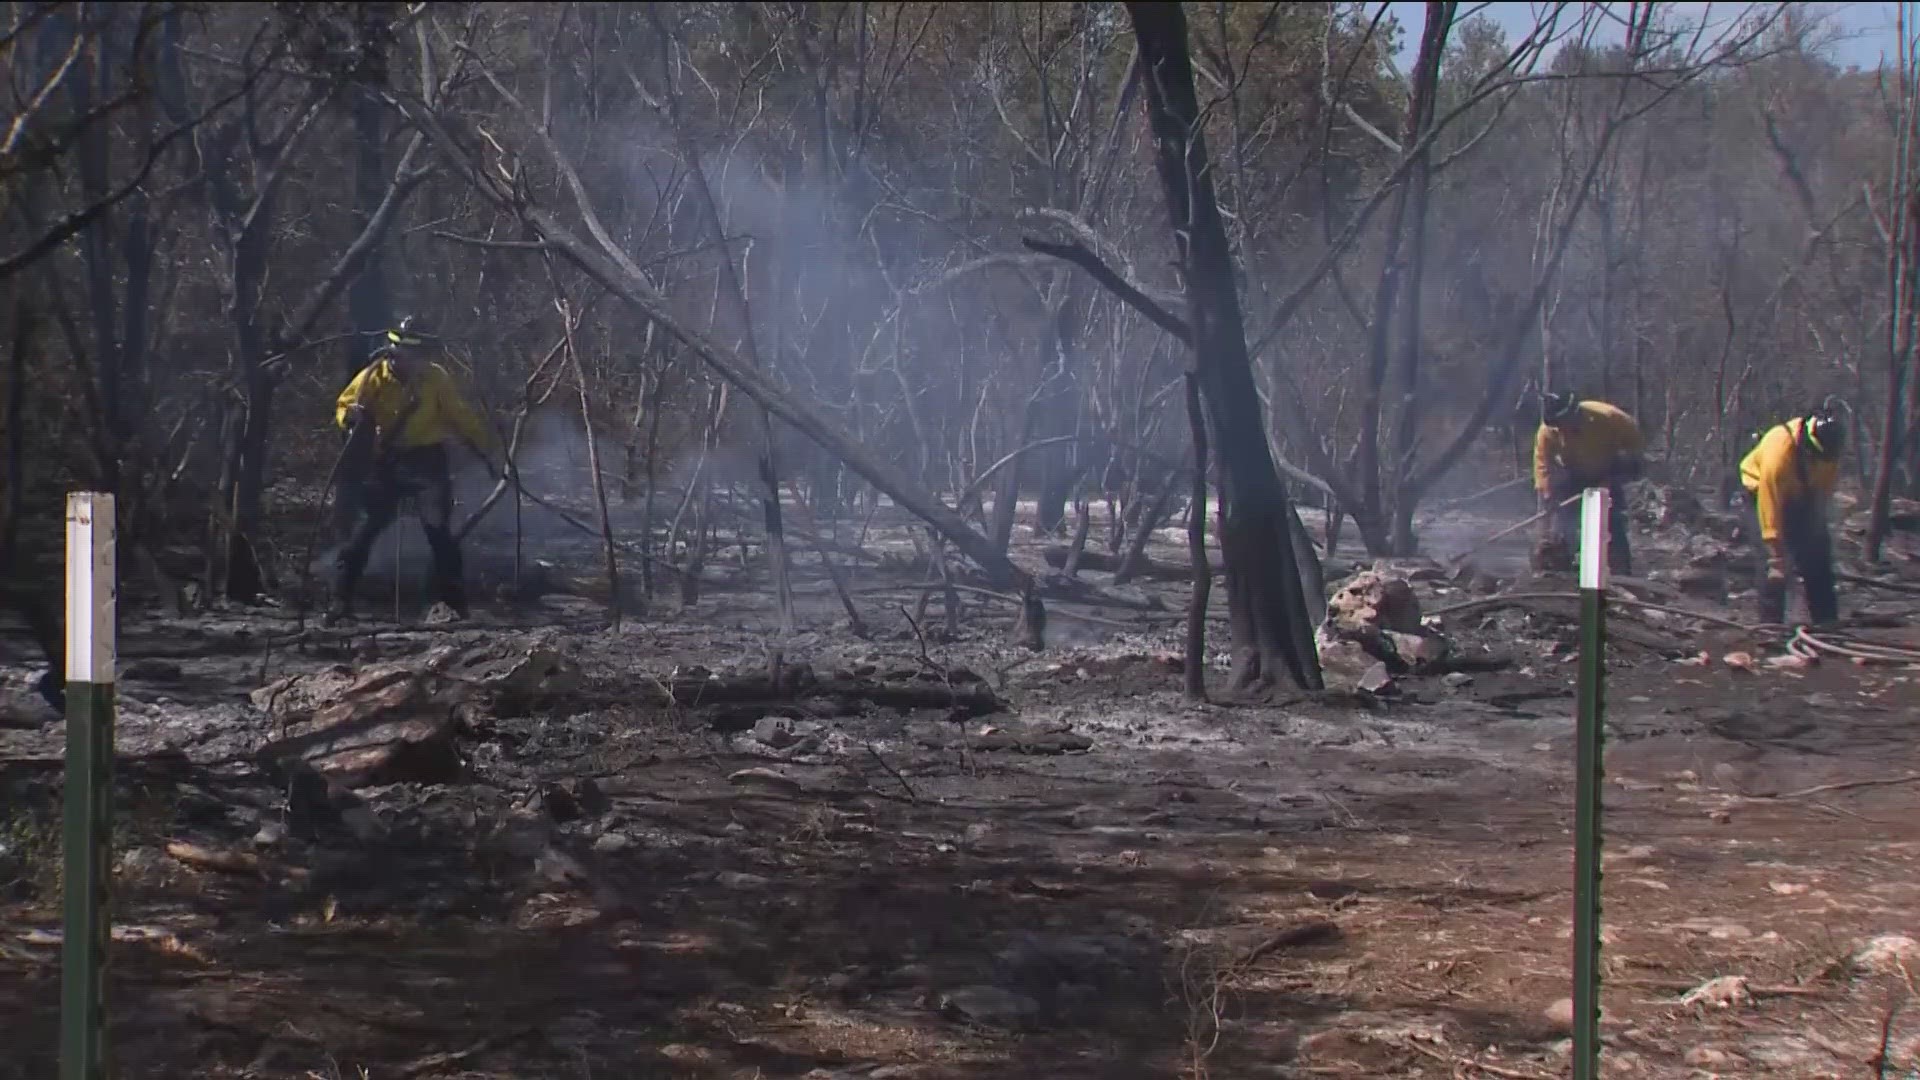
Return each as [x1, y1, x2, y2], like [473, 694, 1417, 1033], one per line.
[1572, 485, 1609, 1080]
[61, 491, 116, 1080]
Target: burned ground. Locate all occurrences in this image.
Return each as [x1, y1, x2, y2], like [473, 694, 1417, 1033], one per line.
[3, 490, 1919, 1080]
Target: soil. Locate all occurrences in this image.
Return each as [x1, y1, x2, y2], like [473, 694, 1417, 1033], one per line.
[3, 488, 1919, 1080]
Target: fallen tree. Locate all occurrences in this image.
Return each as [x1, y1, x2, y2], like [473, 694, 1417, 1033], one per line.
[372, 33, 1038, 623]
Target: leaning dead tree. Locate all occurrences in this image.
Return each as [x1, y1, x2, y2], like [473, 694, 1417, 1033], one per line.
[375, 24, 1049, 643]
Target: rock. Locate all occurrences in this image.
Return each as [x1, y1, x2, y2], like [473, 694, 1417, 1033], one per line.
[1679, 975, 1751, 1008]
[1320, 573, 1452, 676]
[1442, 672, 1474, 688]
[421, 602, 464, 626]
[1683, 1046, 1741, 1069]
[1381, 629, 1450, 672]
[1850, 933, 1920, 976]
[1358, 663, 1395, 695]
[1326, 571, 1424, 639]
[0, 689, 52, 728]
[591, 832, 633, 854]
[937, 985, 1041, 1026]
[1542, 997, 1575, 1034]
[1314, 635, 1376, 681]
[752, 716, 798, 748]
[1722, 651, 1756, 672]
[122, 659, 183, 682]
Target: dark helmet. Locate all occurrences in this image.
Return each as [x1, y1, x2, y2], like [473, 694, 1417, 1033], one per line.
[385, 315, 437, 351]
[1541, 392, 1579, 425]
[1804, 410, 1846, 457]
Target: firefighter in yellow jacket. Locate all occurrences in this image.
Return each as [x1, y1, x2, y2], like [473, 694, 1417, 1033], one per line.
[328, 317, 497, 623]
[1533, 393, 1643, 573]
[1740, 410, 1845, 626]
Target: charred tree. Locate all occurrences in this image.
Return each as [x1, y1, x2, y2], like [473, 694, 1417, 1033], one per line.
[1182, 373, 1210, 700]
[1125, 2, 1321, 692]
[345, 90, 396, 379]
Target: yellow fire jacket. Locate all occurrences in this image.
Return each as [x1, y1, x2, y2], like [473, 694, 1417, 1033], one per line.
[335, 357, 495, 451]
[1533, 400, 1644, 496]
[1740, 418, 1838, 543]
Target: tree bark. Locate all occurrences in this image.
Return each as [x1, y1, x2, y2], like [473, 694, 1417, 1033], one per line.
[1126, 2, 1321, 692]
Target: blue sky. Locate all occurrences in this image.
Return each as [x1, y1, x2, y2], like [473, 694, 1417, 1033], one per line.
[1385, 2, 1908, 71]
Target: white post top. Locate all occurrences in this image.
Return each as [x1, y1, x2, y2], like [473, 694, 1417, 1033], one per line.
[1579, 486, 1610, 592]
[64, 492, 116, 683]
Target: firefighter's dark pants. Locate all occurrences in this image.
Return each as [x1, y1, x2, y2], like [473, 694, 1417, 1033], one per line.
[1751, 495, 1837, 626]
[1547, 472, 1632, 574]
[331, 442, 466, 614]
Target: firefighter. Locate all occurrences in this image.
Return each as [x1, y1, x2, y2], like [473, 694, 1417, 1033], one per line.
[1532, 393, 1643, 574]
[328, 317, 497, 624]
[1741, 409, 1845, 627]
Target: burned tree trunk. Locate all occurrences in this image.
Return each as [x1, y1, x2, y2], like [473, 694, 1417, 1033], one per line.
[1182, 374, 1210, 700]
[345, 91, 396, 378]
[1126, 2, 1321, 691]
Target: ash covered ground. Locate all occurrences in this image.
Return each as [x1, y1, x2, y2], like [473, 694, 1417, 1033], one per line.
[3, 479, 1920, 1080]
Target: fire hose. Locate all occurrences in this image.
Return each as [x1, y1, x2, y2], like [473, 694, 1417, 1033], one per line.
[1433, 589, 1920, 666]
[1785, 626, 1920, 665]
